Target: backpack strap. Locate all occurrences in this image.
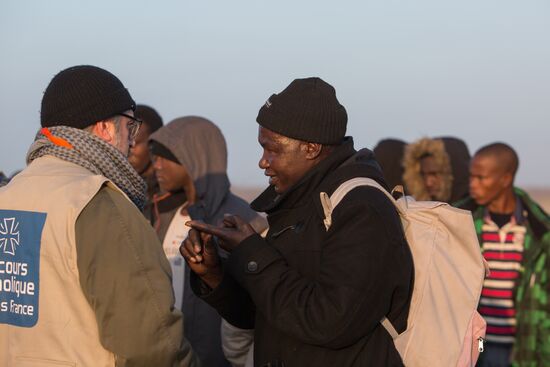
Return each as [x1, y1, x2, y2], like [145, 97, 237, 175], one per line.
[381, 316, 399, 339]
[320, 177, 404, 231]
[319, 177, 406, 339]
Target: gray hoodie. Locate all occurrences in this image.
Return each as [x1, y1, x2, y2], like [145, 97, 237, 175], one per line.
[150, 116, 266, 367]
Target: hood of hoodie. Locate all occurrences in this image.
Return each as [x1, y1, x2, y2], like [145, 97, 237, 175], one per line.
[149, 116, 230, 221]
[403, 137, 470, 203]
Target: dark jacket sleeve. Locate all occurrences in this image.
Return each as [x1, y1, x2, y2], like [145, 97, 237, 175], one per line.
[189, 194, 266, 330]
[190, 264, 256, 330]
[75, 185, 199, 367]
[223, 187, 412, 349]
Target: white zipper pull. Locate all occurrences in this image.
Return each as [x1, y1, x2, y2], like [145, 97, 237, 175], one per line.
[478, 337, 484, 353]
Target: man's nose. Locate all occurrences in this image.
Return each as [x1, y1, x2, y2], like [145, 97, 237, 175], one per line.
[469, 179, 478, 192]
[258, 155, 268, 169]
[424, 175, 435, 187]
[152, 156, 162, 169]
[424, 174, 435, 187]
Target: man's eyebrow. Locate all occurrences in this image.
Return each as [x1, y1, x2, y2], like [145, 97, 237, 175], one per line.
[260, 139, 277, 147]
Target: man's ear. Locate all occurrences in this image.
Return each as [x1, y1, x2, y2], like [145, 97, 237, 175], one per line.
[90, 120, 116, 144]
[303, 142, 323, 160]
[501, 171, 514, 188]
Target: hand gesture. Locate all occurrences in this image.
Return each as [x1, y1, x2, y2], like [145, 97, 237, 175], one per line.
[186, 214, 256, 253]
[180, 226, 222, 289]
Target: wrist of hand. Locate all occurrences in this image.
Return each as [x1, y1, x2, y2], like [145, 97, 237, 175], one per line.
[200, 267, 223, 290]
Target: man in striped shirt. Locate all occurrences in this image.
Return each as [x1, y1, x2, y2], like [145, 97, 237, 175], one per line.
[456, 142, 550, 367]
[479, 206, 526, 343]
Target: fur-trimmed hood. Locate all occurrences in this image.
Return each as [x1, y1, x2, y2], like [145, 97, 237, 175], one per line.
[403, 137, 470, 202]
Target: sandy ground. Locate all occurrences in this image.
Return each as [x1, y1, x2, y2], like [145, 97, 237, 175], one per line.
[232, 186, 550, 213]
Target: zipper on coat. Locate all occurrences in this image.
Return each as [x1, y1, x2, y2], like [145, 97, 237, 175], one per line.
[271, 224, 297, 238]
[478, 337, 484, 352]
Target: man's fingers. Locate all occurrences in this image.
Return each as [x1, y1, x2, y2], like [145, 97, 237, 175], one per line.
[188, 228, 204, 254]
[222, 214, 237, 228]
[232, 215, 248, 228]
[200, 231, 212, 244]
[187, 220, 230, 240]
[201, 233, 217, 255]
[223, 214, 247, 229]
[180, 243, 200, 263]
[180, 232, 203, 263]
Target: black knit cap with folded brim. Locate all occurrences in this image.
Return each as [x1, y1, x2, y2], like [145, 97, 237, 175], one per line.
[40, 65, 136, 129]
[256, 77, 347, 145]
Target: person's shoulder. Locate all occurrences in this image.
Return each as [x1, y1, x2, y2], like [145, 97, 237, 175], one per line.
[80, 185, 159, 251]
[315, 168, 392, 213]
[90, 184, 128, 205]
[453, 196, 478, 211]
[86, 184, 143, 220]
[341, 184, 395, 211]
[516, 188, 549, 216]
[515, 188, 550, 236]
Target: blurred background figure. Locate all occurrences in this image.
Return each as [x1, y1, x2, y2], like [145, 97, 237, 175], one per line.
[149, 116, 267, 367]
[403, 136, 470, 203]
[456, 142, 550, 367]
[0, 171, 9, 187]
[373, 138, 407, 191]
[128, 104, 163, 214]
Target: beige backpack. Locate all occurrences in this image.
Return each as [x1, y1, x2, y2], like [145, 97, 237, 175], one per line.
[320, 177, 488, 367]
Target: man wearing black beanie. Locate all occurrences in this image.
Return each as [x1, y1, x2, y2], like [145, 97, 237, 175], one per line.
[0, 65, 198, 366]
[128, 104, 164, 217]
[182, 77, 414, 366]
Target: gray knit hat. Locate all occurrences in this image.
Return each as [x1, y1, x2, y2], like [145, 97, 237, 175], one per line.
[41, 65, 135, 129]
[256, 77, 347, 144]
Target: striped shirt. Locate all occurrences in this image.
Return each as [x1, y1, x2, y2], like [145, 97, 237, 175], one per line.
[479, 209, 526, 345]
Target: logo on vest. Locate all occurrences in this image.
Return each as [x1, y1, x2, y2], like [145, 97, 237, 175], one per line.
[0, 210, 46, 327]
[0, 217, 21, 256]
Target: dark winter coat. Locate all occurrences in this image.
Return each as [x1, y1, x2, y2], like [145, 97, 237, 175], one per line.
[192, 138, 414, 367]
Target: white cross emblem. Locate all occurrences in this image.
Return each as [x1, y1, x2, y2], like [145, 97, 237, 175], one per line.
[0, 217, 21, 256]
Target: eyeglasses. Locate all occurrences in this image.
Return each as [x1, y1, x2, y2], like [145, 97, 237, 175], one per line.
[119, 113, 143, 141]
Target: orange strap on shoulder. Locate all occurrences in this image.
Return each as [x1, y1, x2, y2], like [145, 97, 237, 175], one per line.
[152, 192, 172, 233]
[40, 127, 74, 149]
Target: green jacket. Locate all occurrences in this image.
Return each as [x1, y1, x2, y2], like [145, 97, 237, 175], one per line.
[76, 185, 200, 367]
[455, 188, 550, 367]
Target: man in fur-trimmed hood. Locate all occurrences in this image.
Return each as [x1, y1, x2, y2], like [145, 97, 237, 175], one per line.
[402, 136, 470, 203]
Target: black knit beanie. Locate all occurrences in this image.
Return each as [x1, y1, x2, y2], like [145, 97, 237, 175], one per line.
[135, 104, 163, 133]
[256, 77, 347, 144]
[41, 65, 136, 129]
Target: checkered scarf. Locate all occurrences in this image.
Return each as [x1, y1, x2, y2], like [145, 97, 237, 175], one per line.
[27, 126, 146, 210]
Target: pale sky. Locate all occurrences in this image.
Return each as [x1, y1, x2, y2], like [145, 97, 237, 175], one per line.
[1, 0, 549, 188]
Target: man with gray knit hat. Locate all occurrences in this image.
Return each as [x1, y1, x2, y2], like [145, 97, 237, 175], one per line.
[0, 65, 198, 366]
[181, 77, 414, 366]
